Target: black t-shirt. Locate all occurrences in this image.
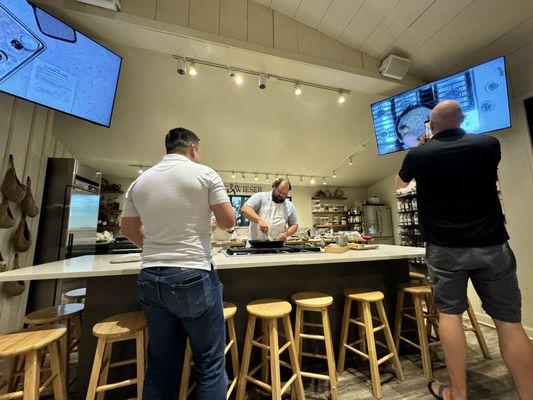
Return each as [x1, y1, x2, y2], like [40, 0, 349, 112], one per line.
[398, 128, 509, 247]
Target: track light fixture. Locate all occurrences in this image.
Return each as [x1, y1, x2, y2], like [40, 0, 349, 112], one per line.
[258, 74, 267, 90]
[188, 61, 198, 76]
[176, 57, 186, 75]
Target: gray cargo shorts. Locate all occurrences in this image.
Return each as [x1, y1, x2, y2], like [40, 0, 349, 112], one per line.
[426, 241, 522, 323]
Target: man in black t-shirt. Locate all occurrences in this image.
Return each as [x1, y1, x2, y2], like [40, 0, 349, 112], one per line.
[396, 100, 533, 400]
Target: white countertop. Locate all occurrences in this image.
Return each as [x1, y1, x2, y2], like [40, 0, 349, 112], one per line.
[0, 245, 425, 282]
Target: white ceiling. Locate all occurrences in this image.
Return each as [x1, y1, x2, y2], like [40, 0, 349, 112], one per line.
[253, 0, 533, 80]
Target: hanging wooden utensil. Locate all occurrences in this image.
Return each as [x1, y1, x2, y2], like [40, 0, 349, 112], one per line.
[12, 217, 31, 253]
[20, 177, 39, 217]
[3, 254, 26, 297]
[0, 196, 15, 229]
[1, 155, 26, 203]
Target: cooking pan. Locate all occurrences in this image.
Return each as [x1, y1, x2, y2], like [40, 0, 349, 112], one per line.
[249, 240, 284, 248]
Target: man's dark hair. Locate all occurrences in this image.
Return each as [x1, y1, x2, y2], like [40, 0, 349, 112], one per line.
[272, 177, 292, 191]
[165, 128, 200, 154]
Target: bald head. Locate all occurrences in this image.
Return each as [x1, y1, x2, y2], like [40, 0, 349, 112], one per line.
[430, 100, 464, 135]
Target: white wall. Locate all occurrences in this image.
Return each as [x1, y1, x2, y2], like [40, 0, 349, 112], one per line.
[0, 94, 70, 334]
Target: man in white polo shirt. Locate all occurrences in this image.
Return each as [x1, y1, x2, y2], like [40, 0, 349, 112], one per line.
[121, 128, 235, 400]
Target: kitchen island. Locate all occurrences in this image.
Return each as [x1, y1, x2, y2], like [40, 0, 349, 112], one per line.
[0, 245, 425, 399]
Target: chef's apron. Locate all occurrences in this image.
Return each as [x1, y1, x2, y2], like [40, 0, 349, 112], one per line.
[248, 195, 287, 241]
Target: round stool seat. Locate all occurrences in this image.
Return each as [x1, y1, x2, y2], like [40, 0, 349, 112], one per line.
[404, 285, 432, 295]
[0, 326, 67, 357]
[246, 299, 292, 318]
[397, 282, 420, 289]
[223, 302, 237, 320]
[409, 272, 428, 281]
[65, 288, 86, 300]
[92, 311, 146, 339]
[343, 289, 384, 302]
[25, 303, 85, 325]
[292, 292, 333, 308]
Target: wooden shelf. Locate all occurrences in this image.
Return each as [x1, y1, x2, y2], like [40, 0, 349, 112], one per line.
[99, 209, 122, 213]
[312, 211, 347, 214]
[100, 190, 124, 195]
[313, 224, 348, 228]
[398, 210, 417, 213]
[395, 193, 417, 199]
[312, 197, 348, 200]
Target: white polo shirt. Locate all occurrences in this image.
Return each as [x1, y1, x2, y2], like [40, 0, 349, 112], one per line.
[122, 154, 230, 270]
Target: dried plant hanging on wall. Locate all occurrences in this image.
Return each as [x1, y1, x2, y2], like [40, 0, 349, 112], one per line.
[20, 177, 39, 217]
[3, 254, 26, 297]
[12, 217, 31, 253]
[0, 196, 15, 229]
[1, 155, 26, 203]
[0, 250, 6, 273]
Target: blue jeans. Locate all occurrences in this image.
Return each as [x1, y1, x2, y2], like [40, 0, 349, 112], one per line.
[137, 266, 227, 400]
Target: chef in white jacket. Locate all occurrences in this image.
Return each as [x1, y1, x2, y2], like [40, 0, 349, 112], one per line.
[241, 178, 298, 242]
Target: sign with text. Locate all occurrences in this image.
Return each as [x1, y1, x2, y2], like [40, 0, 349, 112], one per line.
[225, 184, 264, 196]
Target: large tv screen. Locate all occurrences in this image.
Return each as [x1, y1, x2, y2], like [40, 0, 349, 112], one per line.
[371, 57, 511, 156]
[0, 0, 121, 127]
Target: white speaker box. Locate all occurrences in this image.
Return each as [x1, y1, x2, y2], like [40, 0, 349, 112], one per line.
[76, 0, 121, 11]
[379, 55, 411, 80]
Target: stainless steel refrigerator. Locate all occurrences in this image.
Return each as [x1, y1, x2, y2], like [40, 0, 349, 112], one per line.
[362, 204, 394, 244]
[29, 158, 101, 311]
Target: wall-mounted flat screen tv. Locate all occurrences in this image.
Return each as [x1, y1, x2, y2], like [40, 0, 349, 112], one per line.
[0, 0, 121, 127]
[371, 56, 511, 156]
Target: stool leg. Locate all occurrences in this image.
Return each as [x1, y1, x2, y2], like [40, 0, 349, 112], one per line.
[49, 341, 67, 400]
[261, 319, 270, 385]
[269, 318, 282, 399]
[179, 339, 193, 400]
[362, 302, 381, 399]
[227, 317, 240, 399]
[337, 298, 351, 373]
[394, 288, 405, 352]
[413, 295, 432, 380]
[96, 343, 112, 400]
[294, 305, 304, 371]
[23, 350, 40, 400]
[357, 302, 367, 354]
[376, 301, 404, 382]
[86, 338, 107, 400]
[321, 307, 338, 400]
[466, 302, 491, 359]
[8, 355, 23, 392]
[136, 330, 145, 397]
[63, 321, 71, 388]
[237, 315, 256, 400]
[282, 316, 305, 400]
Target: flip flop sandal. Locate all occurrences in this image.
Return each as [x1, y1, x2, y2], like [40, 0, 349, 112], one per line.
[428, 380, 449, 400]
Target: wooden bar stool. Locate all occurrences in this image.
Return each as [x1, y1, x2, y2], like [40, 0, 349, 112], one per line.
[25, 303, 84, 386]
[65, 288, 86, 304]
[291, 292, 337, 400]
[394, 285, 439, 380]
[236, 299, 305, 400]
[409, 271, 429, 285]
[179, 301, 240, 400]
[0, 326, 67, 400]
[338, 289, 404, 399]
[86, 311, 146, 400]
[394, 283, 491, 380]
